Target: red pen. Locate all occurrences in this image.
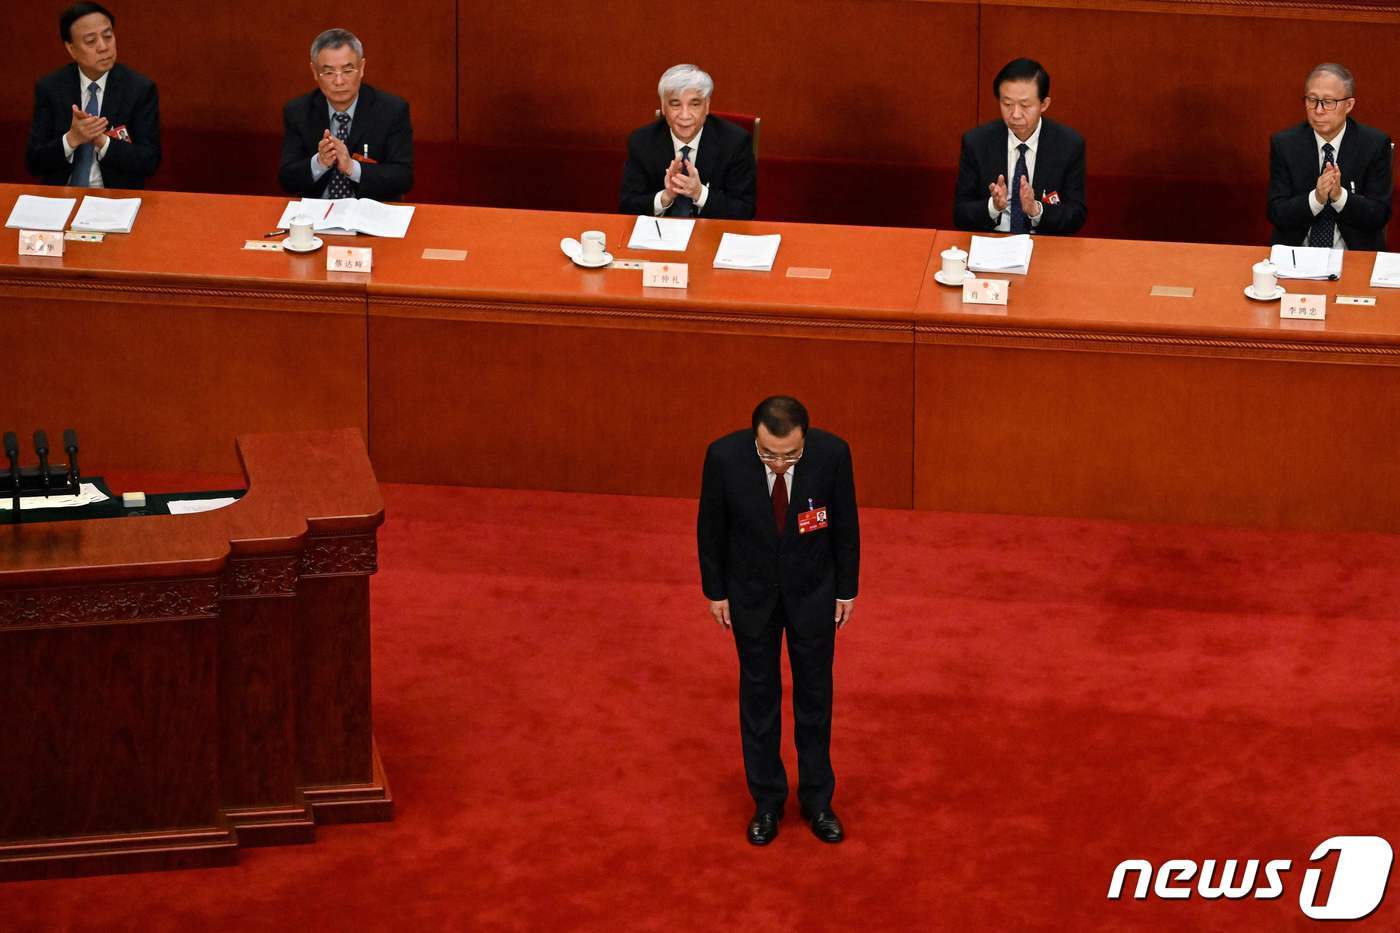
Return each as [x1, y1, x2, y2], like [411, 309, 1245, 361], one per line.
[323, 203, 334, 220]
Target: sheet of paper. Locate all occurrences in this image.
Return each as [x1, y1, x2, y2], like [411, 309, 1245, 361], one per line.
[166, 496, 239, 515]
[277, 199, 357, 236]
[1270, 244, 1342, 280]
[343, 198, 415, 238]
[1369, 252, 1400, 289]
[5, 195, 77, 231]
[967, 234, 1034, 275]
[627, 216, 695, 251]
[713, 232, 781, 272]
[0, 481, 108, 510]
[71, 196, 142, 233]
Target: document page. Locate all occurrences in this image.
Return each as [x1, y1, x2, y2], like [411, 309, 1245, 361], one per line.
[1369, 252, 1400, 288]
[968, 234, 1034, 274]
[5, 195, 77, 231]
[0, 482, 108, 510]
[344, 198, 415, 238]
[1270, 244, 1342, 280]
[627, 216, 695, 251]
[166, 496, 239, 515]
[712, 232, 781, 272]
[71, 196, 142, 233]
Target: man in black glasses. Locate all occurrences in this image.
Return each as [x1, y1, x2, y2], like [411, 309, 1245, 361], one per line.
[1268, 63, 1392, 250]
[697, 396, 860, 846]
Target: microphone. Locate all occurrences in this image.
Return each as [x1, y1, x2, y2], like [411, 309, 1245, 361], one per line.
[3, 431, 18, 483]
[33, 430, 50, 490]
[63, 428, 80, 488]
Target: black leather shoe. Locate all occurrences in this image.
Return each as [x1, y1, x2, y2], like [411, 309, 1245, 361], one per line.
[747, 811, 781, 846]
[803, 808, 844, 843]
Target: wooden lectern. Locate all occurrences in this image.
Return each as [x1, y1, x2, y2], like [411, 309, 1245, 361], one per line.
[0, 428, 391, 880]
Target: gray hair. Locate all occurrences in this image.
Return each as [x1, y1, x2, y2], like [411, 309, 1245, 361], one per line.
[657, 64, 713, 101]
[1306, 62, 1355, 97]
[310, 28, 363, 62]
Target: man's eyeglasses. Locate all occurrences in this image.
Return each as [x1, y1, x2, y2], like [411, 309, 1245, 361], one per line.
[318, 65, 361, 79]
[1303, 96, 1352, 112]
[755, 440, 803, 465]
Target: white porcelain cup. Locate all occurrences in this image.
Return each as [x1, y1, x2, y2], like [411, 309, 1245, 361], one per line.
[580, 230, 607, 263]
[1252, 260, 1278, 295]
[288, 215, 315, 250]
[941, 246, 968, 280]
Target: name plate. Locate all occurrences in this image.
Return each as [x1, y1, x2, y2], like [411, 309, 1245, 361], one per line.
[328, 245, 373, 273]
[611, 259, 644, 271]
[243, 240, 282, 251]
[786, 267, 832, 280]
[64, 230, 103, 243]
[642, 261, 688, 289]
[422, 248, 467, 261]
[18, 230, 63, 257]
[1150, 285, 1195, 298]
[962, 277, 1009, 305]
[1336, 295, 1377, 307]
[1280, 293, 1326, 321]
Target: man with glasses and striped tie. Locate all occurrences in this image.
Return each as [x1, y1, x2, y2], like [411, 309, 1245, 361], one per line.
[1268, 63, 1393, 251]
[26, 3, 161, 190]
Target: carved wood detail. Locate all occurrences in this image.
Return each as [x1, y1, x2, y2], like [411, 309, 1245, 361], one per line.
[220, 556, 301, 599]
[301, 534, 378, 577]
[0, 579, 220, 630]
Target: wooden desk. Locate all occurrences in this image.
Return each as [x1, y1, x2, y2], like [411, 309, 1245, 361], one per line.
[0, 429, 390, 880]
[914, 233, 1400, 531]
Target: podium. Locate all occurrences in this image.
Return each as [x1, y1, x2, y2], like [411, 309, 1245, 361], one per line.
[0, 429, 391, 880]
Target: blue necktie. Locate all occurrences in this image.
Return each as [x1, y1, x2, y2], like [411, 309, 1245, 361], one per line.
[671, 144, 694, 217]
[69, 81, 100, 187]
[1008, 142, 1030, 233]
[1308, 142, 1337, 248]
[326, 112, 354, 198]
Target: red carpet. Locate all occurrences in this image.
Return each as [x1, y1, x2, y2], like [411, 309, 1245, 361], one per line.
[4, 481, 1400, 930]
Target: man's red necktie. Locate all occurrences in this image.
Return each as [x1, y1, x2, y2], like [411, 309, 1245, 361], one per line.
[771, 471, 788, 534]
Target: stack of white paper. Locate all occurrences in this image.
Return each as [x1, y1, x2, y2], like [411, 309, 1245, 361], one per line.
[1369, 252, 1400, 289]
[166, 496, 239, 515]
[5, 195, 77, 231]
[968, 234, 1034, 275]
[71, 196, 142, 233]
[627, 216, 695, 251]
[0, 482, 108, 510]
[713, 232, 781, 272]
[1269, 244, 1342, 280]
[276, 197, 415, 238]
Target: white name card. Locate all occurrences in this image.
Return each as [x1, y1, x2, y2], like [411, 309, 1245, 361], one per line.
[64, 230, 103, 243]
[328, 245, 373, 273]
[962, 277, 1009, 305]
[243, 240, 282, 252]
[642, 261, 688, 289]
[1281, 293, 1326, 320]
[18, 230, 63, 256]
[1336, 295, 1376, 306]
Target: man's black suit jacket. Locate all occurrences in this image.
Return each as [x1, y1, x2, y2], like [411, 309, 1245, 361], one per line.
[1267, 118, 1393, 250]
[26, 62, 161, 189]
[620, 115, 756, 219]
[697, 428, 859, 637]
[279, 85, 414, 202]
[953, 117, 1087, 235]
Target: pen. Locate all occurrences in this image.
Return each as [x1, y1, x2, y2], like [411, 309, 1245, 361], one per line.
[263, 229, 287, 238]
[1292, 249, 1297, 266]
[364, 144, 369, 159]
[654, 219, 663, 239]
[323, 203, 334, 220]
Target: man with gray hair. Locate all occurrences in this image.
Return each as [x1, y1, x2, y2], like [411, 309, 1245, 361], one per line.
[278, 28, 414, 201]
[619, 64, 756, 219]
[1268, 63, 1391, 250]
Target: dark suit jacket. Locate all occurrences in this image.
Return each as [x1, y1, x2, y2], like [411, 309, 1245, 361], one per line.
[620, 114, 756, 219]
[26, 62, 161, 189]
[697, 428, 859, 637]
[954, 117, 1087, 235]
[278, 85, 414, 201]
[1267, 118, 1393, 250]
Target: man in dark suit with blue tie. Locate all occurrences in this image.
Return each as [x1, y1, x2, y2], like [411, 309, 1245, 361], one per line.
[279, 29, 414, 202]
[1268, 63, 1392, 251]
[698, 397, 860, 846]
[26, 2, 161, 190]
[953, 58, 1086, 235]
[619, 64, 756, 220]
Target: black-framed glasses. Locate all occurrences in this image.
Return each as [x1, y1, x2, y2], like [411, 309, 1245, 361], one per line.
[1303, 96, 1352, 112]
[755, 440, 803, 465]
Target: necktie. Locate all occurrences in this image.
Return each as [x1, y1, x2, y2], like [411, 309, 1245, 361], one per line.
[69, 81, 100, 187]
[1008, 142, 1030, 234]
[326, 112, 354, 199]
[672, 144, 695, 217]
[771, 470, 788, 534]
[1308, 142, 1337, 248]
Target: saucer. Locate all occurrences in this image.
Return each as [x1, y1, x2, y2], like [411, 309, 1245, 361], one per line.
[572, 252, 612, 268]
[934, 269, 969, 286]
[282, 236, 324, 254]
[1243, 284, 1285, 301]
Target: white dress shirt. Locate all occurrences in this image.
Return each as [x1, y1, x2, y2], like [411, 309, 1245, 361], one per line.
[309, 96, 363, 187]
[60, 70, 111, 188]
[987, 120, 1045, 232]
[652, 125, 711, 216]
[1304, 124, 1349, 249]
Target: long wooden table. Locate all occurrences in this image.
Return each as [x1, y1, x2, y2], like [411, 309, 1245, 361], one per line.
[3, 183, 1398, 528]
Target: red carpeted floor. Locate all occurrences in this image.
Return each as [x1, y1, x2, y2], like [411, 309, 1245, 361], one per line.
[4, 480, 1400, 931]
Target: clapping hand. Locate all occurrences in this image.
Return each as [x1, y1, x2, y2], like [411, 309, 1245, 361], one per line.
[66, 105, 109, 150]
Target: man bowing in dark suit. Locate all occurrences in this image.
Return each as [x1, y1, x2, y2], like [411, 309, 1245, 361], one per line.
[953, 58, 1086, 235]
[620, 64, 756, 219]
[26, 3, 161, 190]
[698, 397, 860, 846]
[279, 29, 414, 202]
[1268, 63, 1392, 251]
